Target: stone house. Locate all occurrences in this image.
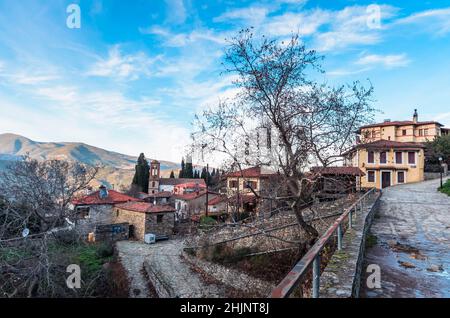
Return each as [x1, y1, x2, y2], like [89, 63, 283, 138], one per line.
[72, 186, 140, 238]
[113, 201, 176, 240]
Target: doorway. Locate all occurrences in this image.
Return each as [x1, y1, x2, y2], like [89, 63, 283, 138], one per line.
[381, 171, 391, 189]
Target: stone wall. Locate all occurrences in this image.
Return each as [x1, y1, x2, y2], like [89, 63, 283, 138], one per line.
[113, 208, 146, 240]
[319, 192, 381, 298]
[75, 204, 114, 237]
[95, 222, 129, 241]
[145, 212, 175, 238]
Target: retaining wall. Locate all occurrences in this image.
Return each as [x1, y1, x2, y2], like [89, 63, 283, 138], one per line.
[319, 192, 381, 298]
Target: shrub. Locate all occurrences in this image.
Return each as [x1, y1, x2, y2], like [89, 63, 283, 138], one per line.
[96, 243, 114, 258]
[439, 180, 450, 196]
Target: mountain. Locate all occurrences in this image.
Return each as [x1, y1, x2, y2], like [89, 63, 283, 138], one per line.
[0, 133, 181, 190]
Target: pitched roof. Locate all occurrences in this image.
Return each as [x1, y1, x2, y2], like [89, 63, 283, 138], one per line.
[174, 182, 207, 188]
[73, 190, 140, 206]
[311, 166, 365, 176]
[173, 190, 209, 201]
[159, 178, 206, 186]
[115, 201, 175, 213]
[208, 195, 227, 206]
[358, 120, 443, 132]
[224, 166, 276, 178]
[145, 191, 173, 198]
[343, 140, 425, 156]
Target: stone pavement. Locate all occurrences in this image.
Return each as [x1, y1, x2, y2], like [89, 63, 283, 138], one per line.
[361, 178, 450, 298]
[116, 239, 224, 298]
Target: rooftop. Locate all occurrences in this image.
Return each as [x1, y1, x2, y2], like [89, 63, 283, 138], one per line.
[73, 190, 140, 206]
[358, 120, 443, 132]
[311, 166, 365, 176]
[115, 201, 175, 213]
[159, 178, 206, 186]
[224, 166, 277, 178]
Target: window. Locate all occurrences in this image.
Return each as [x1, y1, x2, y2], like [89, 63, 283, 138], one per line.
[157, 215, 164, 223]
[372, 130, 376, 138]
[424, 129, 429, 136]
[116, 209, 120, 217]
[408, 152, 416, 165]
[367, 171, 375, 183]
[364, 131, 370, 139]
[228, 180, 238, 188]
[395, 152, 403, 164]
[380, 152, 387, 164]
[368, 151, 375, 164]
[245, 181, 257, 190]
[76, 207, 90, 219]
[419, 129, 423, 136]
[397, 171, 405, 183]
[402, 129, 407, 136]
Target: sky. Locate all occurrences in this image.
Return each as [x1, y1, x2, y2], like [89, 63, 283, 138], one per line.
[0, 0, 450, 163]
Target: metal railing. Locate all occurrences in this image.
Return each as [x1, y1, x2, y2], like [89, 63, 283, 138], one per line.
[270, 188, 379, 298]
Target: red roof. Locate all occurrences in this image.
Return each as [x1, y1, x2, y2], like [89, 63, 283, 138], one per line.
[72, 190, 140, 206]
[147, 191, 173, 198]
[224, 166, 276, 178]
[358, 120, 443, 132]
[174, 182, 207, 188]
[344, 140, 425, 155]
[173, 190, 208, 201]
[159, 178, 206, 186]
[208, 196, 227, 206]
[115, 201, 175, 213]
[311, 166, 365, 176]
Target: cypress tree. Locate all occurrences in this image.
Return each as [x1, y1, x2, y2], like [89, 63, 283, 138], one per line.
[170, 170, 175, 178]
[179, 158, 185, 178]
[132, 153, 150, 193]
[185, 161, 194, 178]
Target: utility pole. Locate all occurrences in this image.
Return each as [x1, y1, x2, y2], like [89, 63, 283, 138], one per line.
[205, 163, 209, 217]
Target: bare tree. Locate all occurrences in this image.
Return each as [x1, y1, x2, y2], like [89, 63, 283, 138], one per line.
[191, 29, 376, 243]
[0, 155, 98, 237]
[0, 156, 99, 297]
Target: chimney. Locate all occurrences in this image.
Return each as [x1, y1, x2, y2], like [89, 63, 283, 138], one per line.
[413, 109, 418, 123]
[99, 185, 108, 199]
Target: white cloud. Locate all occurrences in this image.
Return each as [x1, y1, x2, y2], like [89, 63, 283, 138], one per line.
[214, 6, 269, 25]
[86, 45, 161, 80]
[356, 53, 411, 68]
[393, 8, 450, 36]
[165, 0, 187, 25]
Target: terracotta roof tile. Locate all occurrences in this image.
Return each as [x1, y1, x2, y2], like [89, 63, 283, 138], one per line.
[73, 190, 140, 206]
[311, 166, 365, 176]
[159, 178, 206, 186]
[224, 166, 276, 178]
[358, 120, 443, 132]
[115, 201, 175, 213]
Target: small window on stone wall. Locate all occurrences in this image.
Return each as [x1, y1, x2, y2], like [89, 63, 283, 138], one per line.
[116, 209, 119, 217]
[157, 215, 164, 223]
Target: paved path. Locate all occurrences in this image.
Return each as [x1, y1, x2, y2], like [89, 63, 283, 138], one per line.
[361, 178, 450, 298]
[116, 240, 224, 298]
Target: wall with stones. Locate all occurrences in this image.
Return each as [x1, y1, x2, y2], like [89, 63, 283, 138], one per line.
[113, 208, 146, 240]
[145, 212, 175, 238]
[319, 192, 382, 298]
[75, 204, 114, 237]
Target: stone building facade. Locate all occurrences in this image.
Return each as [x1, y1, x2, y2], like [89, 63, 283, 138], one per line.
[114, 201, 176, 240]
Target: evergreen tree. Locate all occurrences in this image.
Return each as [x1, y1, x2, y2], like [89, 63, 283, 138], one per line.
[179, 158, 185, 178]
[185, 161, 194, 178]
[200, 167, 207, 181]
[169, 170, 175, 178]
[132, 153, 150, 193]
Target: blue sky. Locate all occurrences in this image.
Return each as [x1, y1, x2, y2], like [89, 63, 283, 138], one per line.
[1, 0, 450, 162]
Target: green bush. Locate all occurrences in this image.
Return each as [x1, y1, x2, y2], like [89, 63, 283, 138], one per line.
[439, 180, 450, 196]
[96, 243, 114, 258]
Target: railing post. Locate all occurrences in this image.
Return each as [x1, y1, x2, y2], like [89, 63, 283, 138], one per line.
[337, 224, 342, 250]
[312, 255, 320, 298]
[349, 209, 353, 229]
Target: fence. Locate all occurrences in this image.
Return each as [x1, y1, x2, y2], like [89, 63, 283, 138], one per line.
[270, 188, 379, 298]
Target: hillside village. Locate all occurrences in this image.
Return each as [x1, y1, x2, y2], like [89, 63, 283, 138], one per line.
[1, 1, 450, 301]
[27, 109, 442, 298]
